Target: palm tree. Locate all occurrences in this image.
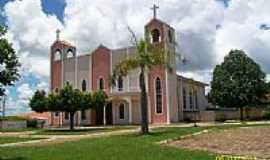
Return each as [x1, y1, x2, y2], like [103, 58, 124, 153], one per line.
[111, 28, 173, 134]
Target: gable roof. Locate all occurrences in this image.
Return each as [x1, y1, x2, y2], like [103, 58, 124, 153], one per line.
[177, 74, 208, 86]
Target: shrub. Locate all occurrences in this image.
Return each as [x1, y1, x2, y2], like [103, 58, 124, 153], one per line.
[263, 106, 270, 120]
[26, 119, 38, 128]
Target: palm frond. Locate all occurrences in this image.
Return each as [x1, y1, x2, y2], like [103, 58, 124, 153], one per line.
[176, 53, 188, 64]
[111, 57, 140, 86]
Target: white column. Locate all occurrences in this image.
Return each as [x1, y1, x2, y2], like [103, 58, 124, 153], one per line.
[103, 106, 106, 125]
[78, 111, 81, 126]
[127, 98, 132, 124]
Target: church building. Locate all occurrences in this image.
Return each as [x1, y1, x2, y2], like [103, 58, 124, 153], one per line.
[49, 6, 209, 126]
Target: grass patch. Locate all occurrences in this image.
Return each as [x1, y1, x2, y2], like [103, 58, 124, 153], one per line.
[0, 128, 39, 133]
[0, 127, 214, 160]
[0, 137, 44, 145]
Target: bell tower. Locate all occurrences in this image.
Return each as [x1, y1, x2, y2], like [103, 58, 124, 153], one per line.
[145, 4, 179, 124]
[50, 29, 76, 92]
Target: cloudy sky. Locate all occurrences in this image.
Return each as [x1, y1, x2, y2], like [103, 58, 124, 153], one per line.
[1, 0, 270, 115]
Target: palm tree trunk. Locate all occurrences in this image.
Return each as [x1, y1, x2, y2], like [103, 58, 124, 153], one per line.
[70, 111, 75, 130]
[140, 66, 149, 134]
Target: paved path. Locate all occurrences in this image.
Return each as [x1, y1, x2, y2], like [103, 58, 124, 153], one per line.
[0, 128, 140, 147]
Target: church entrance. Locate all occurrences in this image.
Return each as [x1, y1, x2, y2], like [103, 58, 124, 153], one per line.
[105, 103, 112, 125]
[94, 103, 113, 125]
[95, 107, 103, 125]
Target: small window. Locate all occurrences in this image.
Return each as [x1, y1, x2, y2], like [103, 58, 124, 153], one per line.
[183, 88, 186, 109]
[155, 77, 162, 114]
[67, 49, 74, 58]
[54, 50, 61, 61]
[55, 112, 59, 117]
[64, 112, 69, 120]
[82, 80, 87, 91]
[55, 88, 59, 93]
[189, 90, 193, 109]
[151, 29, 160, 43]
[66, 81, 70, 86]
[99, 78, 104, 90]
[81, 110, 86, 120]
[118, 76, 123, 91]
[119, 103, 125, 119]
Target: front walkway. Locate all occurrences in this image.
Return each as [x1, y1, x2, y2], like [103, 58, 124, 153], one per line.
[0, 127, 140, 147]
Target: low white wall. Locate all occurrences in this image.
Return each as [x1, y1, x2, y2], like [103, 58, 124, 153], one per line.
[0, 120, 27, 129]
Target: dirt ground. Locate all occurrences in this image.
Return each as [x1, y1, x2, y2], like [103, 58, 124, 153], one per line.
[168, 126, 270, 159]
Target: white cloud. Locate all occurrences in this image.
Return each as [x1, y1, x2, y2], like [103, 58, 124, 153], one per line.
[4, 0, 62, 78]
[2, 0, 270, 95]
[216, 0, 270, 73]
[17, 83, 34, 103]
[37, 81, 49, 93]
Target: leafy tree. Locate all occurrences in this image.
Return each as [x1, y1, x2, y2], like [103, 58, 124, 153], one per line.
[209, 50, 267, 121]
[29, 90, 47, 113]
[30, 84, 109, 130]
[92, 90, 109, 109]
[0, 26, 20, 96]
[111, 28, 172, 134]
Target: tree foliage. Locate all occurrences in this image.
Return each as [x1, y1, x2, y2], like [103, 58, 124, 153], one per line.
[30, 84, 108, 130]
[0, 26, 20, 96]
[209, 49, 267, 120]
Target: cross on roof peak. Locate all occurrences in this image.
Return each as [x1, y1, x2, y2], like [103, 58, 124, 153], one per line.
[56, 29, 61, 41]
[151, 4, 159, 19]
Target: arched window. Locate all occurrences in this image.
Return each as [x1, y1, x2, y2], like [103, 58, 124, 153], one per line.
[182, 88, 186, 109]
[99, 78, 104, 90]
[168, 30, 173, 43]
[65, 81, 70, 86]
[82, 80, 87, 92]
[118, 76, 123, 91]
[189, 90, 193, 109]
[151, 29, 160, 43]
[195, 90, 198, 109]
[54, 50, 61, 61]
[67, 49, 74, 58]
[119, 103, 125, 119]
[55, 88, 59, 93]
[155, 77, 162, 114]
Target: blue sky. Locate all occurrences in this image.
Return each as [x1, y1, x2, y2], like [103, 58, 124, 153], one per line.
[1, 0, 270, 116]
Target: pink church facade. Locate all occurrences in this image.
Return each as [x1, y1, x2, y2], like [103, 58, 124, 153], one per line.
[49, 16, 209, 126]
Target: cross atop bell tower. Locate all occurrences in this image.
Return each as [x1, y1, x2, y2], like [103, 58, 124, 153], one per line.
[56, 29, 60, 41]
[151, 4, 159, 19]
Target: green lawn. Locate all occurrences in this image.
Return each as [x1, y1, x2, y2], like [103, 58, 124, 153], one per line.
[0, 137, 43, 145]
[0, 127, 215, 160]
[0, 128, 40, 133]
